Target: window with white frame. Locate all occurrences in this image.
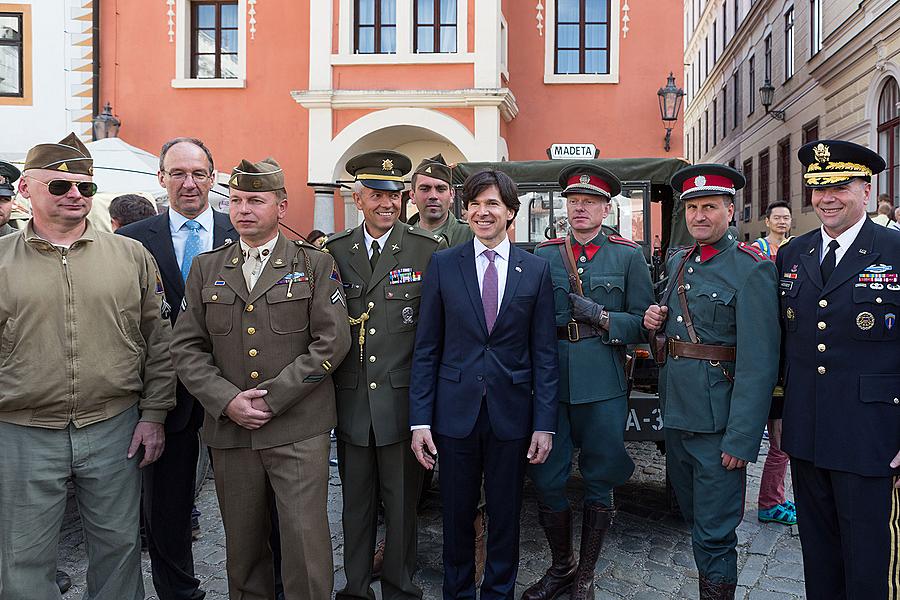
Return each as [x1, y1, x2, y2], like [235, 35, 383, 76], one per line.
[784, 7, 794, 80]
[413, 0, 456, 53]
[172, 0, 246, 88]
[554, 0, 611, 74]
[810, 0, 822, 55]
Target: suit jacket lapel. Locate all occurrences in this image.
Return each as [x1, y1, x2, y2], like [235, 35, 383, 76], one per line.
[822, 219, 880, 296]
[147, 212, 184, 298]
[458, 242, 488, 336]
[369, 225, 402, 289]
[347, 226, 372, 282]
[799, 230, 824, 290]
[248, 234, 291, 304]
[221, 242, 250, 303]
[212, 210, 236, 248]
[496, 245, 524, 327]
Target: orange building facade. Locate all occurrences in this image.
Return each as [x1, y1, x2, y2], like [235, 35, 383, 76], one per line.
[99, 0, 684, 234]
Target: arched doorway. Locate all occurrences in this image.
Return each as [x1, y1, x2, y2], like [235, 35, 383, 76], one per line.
[877, 78, 899, 206]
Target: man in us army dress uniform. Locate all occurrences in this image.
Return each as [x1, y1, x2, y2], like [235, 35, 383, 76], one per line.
[777, 140, 900, 599]
[644, 164, 779, 600]
[524, 164, 654, 600]
[171, 158, 351, 599]
[326, 150, 446, 600]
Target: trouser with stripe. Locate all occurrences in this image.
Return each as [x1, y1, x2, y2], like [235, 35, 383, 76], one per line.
[791, 458, 900, 600]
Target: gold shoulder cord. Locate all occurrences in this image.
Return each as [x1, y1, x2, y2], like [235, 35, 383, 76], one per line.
[348, 301, 375, 364]
[286, 245, 315, 320]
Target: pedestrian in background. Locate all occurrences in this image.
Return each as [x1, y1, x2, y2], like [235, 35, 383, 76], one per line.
[109, 193, 157, 231]
[0, 161, 19, 237]
[750, 200, 796, 528]
[0, 133, 175, 600]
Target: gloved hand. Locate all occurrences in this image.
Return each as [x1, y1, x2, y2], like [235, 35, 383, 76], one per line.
[568, 293, 605, 328]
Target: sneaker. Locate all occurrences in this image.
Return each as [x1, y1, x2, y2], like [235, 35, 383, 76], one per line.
[758, 502, 796, 526]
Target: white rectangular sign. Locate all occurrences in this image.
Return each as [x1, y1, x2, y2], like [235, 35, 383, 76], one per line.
[548, 143, 597, 160]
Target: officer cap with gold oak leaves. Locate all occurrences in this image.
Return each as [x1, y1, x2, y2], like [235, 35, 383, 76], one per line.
[798, 139, 886, 188]
[346, 150, 412, 192]
[229, 157, 285, 192]
[24, 132, 93, 176]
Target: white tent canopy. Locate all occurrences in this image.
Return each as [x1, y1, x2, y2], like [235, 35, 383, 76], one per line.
[86, 137, 167, 199]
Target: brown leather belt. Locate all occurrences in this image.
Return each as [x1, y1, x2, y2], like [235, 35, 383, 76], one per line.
[557, 322, 601, 342]
[668, 338, 736, 362]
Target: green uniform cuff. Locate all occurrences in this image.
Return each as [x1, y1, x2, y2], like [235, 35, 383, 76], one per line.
[139, 409, 168, 425]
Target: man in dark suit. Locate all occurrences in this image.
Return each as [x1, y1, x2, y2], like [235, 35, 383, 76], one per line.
[778, 140, 900, 599]
[410, 169, 559, 600]
[118, 137, 235, 600]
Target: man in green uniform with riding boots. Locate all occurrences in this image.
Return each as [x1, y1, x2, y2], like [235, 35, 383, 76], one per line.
[525, 164, 654, 600]
[644, 164, 779, 600]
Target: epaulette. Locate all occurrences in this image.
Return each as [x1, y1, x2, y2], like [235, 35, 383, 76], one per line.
[537, 237, 565, 248]
[780, 235, 794, 247]
[737, 242, 767, 262]
[608, 234, 639, 248]
[202, 238, 236, 254]
[293, 239, 325, 253]
[324, 228, 354, 245]
[405, 224, 444, 244]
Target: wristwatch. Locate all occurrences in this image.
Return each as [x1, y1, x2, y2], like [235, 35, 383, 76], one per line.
[598, 309, 610, 330]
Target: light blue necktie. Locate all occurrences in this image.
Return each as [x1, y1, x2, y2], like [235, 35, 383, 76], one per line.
[181, 220, 203, 282]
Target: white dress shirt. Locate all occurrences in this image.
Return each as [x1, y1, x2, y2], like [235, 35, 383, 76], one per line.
[363, 226, 393, 259]
[169, 205, 214, 268]
[820, 214, 866, 266]
[474, 236, 510, 316]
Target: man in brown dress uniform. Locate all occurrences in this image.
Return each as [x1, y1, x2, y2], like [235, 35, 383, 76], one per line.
[171, 157, 351, 600]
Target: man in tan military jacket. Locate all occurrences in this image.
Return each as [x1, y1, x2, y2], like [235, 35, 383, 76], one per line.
[327, 150, 445, 600]
[171, 158, 351, 600]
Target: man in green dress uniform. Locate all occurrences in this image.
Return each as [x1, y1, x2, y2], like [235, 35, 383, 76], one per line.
[643, 164, 779, 600]
[326, 150, 446, 600]
[407, 153, 473, 247]
[525, 164, 654, 600]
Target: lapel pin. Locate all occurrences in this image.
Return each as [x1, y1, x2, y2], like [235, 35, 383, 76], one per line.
[224, 238, 233, 244]
[352, 243, 360, 251]
[859, 249, 868, 254]
[392, 244, 400, 251]
[515, 266, 522, 272]
[808, 248, 815, 254]
[231, 257, 239, 265]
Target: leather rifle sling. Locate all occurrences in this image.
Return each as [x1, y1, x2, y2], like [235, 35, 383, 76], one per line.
[558, 236, 585, 296]
[655, 246, 695, 333]
[676, 258, 700, 344]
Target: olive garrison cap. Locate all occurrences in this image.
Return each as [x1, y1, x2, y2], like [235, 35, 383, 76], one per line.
[413, 153, 452, 185]
[24, 132, 93, 176]
[0, 161, 21, 198]
[558, 163, 622, 198]
[346, 150, 412, 191]
[228, 158, 285, 192]
[798, 139, 886, 188]
[670, 163, 746, 201]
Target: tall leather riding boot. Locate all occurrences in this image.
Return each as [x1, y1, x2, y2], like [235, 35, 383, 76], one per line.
[521, 506, 577, 600]
[569, 503, 614, 600]
[699, 577, 737, 600]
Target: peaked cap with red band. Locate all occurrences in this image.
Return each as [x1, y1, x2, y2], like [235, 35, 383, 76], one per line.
[558, 163, 622, 199]
[670, 163, 745, 201]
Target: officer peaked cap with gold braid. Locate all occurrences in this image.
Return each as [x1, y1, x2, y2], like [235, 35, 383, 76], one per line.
[346, 150, 411, 192]
[229, 157, 285, 192]
[24, 133, 93, 176]
[798, 140, 885, 188]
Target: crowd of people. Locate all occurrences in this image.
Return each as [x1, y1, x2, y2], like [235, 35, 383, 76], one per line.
[0, 132, 897, 600]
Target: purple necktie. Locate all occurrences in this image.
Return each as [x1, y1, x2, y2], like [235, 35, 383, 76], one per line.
[482, 249, 498, 333]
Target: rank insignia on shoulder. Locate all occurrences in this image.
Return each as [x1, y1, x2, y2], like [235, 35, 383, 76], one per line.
[180, 298, 187, 311]
[389, 268, 422, 284]
[161, 298, 172, 320]
[322, 360, 332, 371]
[537, 238, 565, 247]
[608, 235, 639, 248]
[331, 289, 345, 306]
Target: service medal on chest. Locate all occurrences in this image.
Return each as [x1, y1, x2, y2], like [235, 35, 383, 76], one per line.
[856, 311, 875, 331]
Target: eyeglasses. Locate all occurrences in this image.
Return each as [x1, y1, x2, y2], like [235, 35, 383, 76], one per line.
[162, 170, 212, 183]
[28, 178, 98, 197]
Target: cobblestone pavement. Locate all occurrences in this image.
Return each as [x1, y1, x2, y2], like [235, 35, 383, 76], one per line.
[58, 438, 804, 599]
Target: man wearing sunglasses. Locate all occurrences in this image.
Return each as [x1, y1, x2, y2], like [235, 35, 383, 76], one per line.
[118, 137, 236, 600]
[0, 133, 175, 600]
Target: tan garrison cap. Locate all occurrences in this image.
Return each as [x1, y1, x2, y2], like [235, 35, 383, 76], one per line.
[24, 132, 93, 176]
[413, 153, 452, 185]
[229, 158, 285, 192]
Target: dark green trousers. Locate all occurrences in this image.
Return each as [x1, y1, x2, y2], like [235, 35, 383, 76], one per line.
[336, 438, 423, 600]
[665, 428, 745, 584]
[528, 397, 635, 511]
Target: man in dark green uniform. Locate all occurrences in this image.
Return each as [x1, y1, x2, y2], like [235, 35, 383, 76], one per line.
[326, 150, 446, 600]
[407, 153, 473, 247]
[643, 164, 779, 600]
[525, 164, 654, 600]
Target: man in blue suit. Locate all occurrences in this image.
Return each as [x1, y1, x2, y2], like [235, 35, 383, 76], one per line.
[118, 137, 236, 600]
[410, 169, 559, 600]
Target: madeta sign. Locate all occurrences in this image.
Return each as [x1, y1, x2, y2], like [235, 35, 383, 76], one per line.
[547, 143, 598, 160]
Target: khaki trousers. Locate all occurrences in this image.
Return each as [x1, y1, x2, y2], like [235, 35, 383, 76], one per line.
[0, 405, 143, 600]
[211, 432, 333, 600]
